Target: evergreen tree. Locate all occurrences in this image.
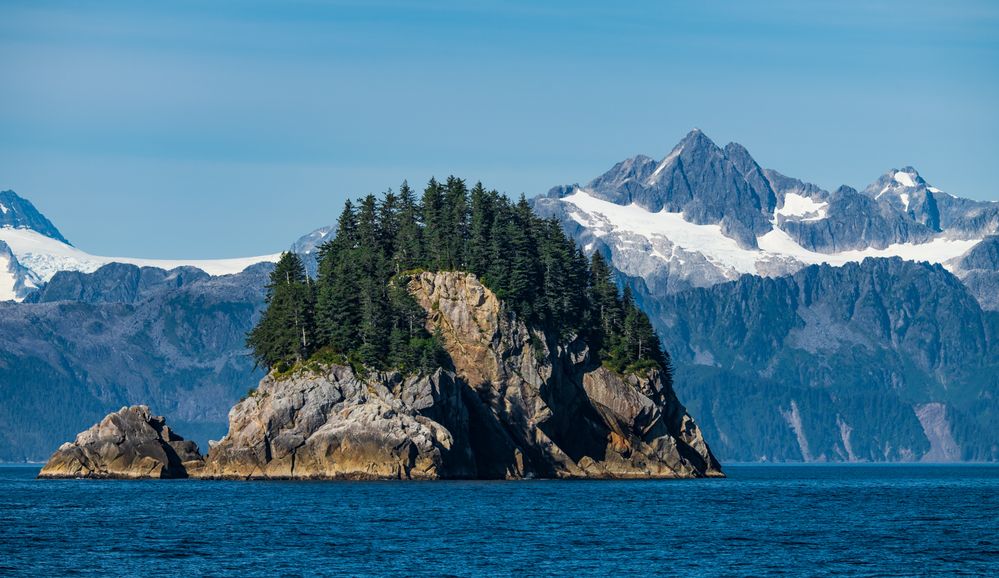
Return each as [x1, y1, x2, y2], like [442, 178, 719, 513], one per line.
[247, 251, 315, 368]
[316, 201, 361, 352]
[394, 181, 423, 272]
[467, 182, 493, 277]
[443, 176, 469, 269]
[421, 178, 446, 270]
[250, 175, 674, 385]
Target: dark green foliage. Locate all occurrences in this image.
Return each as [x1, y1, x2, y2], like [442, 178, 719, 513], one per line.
[246, 251, 316, 368]
[247, 177, 672, 381]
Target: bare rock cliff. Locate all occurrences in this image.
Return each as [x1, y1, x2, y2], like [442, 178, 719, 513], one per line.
[197, 367, 474, 479]
[408, 271, 722, 478]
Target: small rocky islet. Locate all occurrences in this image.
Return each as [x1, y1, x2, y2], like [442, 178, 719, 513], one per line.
[40, 272, 722, 480]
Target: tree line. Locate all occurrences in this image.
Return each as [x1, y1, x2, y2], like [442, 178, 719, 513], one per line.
[247, 177, 671, 380]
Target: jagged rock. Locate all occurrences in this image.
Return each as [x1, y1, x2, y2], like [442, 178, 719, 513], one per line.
[198, 367, 474, 480]
[407, 271, 722, 478]
[37, 405, 203, 479]
[25, 263, 210, 304]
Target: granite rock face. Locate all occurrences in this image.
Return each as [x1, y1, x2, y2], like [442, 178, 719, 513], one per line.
[405, 271, 722, 478]
[198, 367, 474, 480]
[38, 405, 203, 479]
[195, 271, 721, 479]
[953, 236, 999, 311]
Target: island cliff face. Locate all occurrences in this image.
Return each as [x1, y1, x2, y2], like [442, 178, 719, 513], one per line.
[40, 272, 721, 479]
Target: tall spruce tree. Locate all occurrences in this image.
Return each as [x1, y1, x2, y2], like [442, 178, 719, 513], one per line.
[247, 251, 315, 368]
[421, 178, 446, 270]
[467, 182, 493, 277]
[394, 181, 423, 272]
[316, 201, 362, 352]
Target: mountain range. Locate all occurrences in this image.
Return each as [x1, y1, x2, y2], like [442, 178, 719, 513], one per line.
[533, 129, 997, 304]
[533, 129, 999, 462]
[2, 129, 997, 462]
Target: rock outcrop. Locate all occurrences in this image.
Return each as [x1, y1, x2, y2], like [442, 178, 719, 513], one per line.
[198, 367, 475, 480]
[37, 405, 203, 479]
[40, 272, 722, 480]
[407, 271, 722, 478]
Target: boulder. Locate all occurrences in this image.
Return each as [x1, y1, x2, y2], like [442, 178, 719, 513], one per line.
[37, 405, 203, 479]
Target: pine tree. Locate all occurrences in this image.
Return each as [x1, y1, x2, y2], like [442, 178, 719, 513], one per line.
[247, 251, 315, 369]
[504, 196, 537, 320]
[394, 181, 423, 272]
[421, 178, 446, 270]
[467, 182, 493, 277]
[443, 176, 469, 269]
[251, 175, 674, 381]
[316, 201, 361, 352]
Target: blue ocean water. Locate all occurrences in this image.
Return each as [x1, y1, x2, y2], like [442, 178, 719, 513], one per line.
[1, 465, 996, 576]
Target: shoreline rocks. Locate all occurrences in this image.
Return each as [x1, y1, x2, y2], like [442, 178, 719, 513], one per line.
[37, 405, 203, 479]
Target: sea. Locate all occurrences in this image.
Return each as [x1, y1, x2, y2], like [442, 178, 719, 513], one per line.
[0, 464, 996, 576]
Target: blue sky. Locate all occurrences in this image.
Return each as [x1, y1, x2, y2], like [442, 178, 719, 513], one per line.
[1, 0, 997, 258]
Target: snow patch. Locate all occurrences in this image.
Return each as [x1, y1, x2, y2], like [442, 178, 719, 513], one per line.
[777, 193, 828, 221]
[646, 146, 683, 185]
[0, 226, 280, 283]
[893, 170, 917, 187]
[836, 416, 857, 462]
[0, 203, 7, 215]
[900, 192, 910, 211]
[563, 190, 759, 273]
[927, 186, 942, 194]
[562, 190, 981, 275]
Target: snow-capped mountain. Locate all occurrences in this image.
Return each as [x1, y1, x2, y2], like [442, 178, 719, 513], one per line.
[0, 189, 281, 301]
[533, 129, 998, 298]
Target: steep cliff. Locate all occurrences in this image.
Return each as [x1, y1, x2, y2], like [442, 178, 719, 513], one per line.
[407, 271, 720, 479]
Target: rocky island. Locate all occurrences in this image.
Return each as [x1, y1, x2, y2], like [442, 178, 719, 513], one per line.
[40, 181, 722, 480]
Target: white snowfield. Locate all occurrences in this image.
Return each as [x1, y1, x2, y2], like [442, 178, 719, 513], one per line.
[893, 170, 917, 188]
[562, 190, 981, 276]
[776, 193, 828, 221]
[0, 226, 280, 286]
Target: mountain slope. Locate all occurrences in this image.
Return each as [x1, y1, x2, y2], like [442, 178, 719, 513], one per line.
[0, 190, 69, 244]
[639, 257, 999, 462]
